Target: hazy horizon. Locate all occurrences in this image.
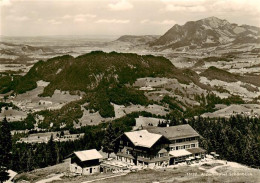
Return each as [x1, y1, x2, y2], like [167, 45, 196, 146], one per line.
[1, 0, 260, 37]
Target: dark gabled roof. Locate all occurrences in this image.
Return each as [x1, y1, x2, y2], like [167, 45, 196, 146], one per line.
[144, 124, 200, 140]
[187, 147, 206, 154]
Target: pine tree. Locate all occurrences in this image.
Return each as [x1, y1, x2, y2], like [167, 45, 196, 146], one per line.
[102, 123, 116, 158]
[55, 143, 60, 164]
[26, 147, 35, 171]
[0, 117, 12, 183]
[47, 134, 57, 165]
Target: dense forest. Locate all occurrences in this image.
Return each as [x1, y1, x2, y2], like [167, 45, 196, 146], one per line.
[1, 114, 259, 176]
[189, 115, 260, 167]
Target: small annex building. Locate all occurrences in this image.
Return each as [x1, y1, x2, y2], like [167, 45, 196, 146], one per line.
[70, 149, 103, 175]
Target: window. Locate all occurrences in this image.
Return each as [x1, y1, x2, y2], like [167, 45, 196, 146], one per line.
[176, 139, 183, 143]
[171, 147, 176, 151]
[120, 140, 123, 145]
[185, 145, 190, 149]
[191, 144, 195, 148]
[176, 146, 179, 150]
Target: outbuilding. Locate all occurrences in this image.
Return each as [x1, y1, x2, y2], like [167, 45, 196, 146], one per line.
[70, 149, 103, 175]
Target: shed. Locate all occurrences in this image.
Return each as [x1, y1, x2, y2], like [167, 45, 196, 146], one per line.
[70, 149, 103, 175]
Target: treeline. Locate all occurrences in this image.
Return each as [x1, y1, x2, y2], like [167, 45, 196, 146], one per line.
[11, 132, 104, 172]
[189, 115, 260, 167]
[37, 101, 83, 130]
[10, 111, 152, 173]
[185, 93, 244, 117]
[6, 113, 260, 174]
[162, 92, 244, 118]
[9, 113, 35, 131]
[0, 102, 19, 113]
[85, 84, 150, 118]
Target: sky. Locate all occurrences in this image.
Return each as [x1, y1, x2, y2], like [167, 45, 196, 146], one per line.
[0, 0, 260, 36]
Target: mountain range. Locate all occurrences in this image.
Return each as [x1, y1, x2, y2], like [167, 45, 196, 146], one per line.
[135, 16, 260, 50]
[1, 16, 259, 129]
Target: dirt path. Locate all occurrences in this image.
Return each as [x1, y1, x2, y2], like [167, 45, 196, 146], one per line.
[35, 173, 64, 183]
[206, 165, 226, 174]
[81, 173, 128, 183]
[205, 159, 249, 174]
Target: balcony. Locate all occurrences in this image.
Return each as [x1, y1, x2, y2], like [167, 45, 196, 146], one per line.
[137, 156, 169, 163]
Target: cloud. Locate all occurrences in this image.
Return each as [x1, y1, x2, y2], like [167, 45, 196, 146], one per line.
[210, 0, 260, 14]
[161, 20, 176, 25]
[165, 4, 206, 12]
[161, 0, 207, 7]
[48, 19, 62, 25]
[140, 19, 149, 24]
[62, 15, 72, 19]
[71, 14, 96, 22]
[17, 16, 29, 21]
[0, 0, 12, 6]
[75, 14, 96, 19]
[60, 14, 97, 22]
[140, 19, 176, 25]
[95, 19, 130, 24]
[161, 0, 260, 14]
[108, 0, 133, 11]
[6, 15, 29, 21]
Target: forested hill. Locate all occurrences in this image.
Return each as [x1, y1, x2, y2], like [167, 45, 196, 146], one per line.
[200, 66, 260, 87]
[1, 51, 204, 121]
[4, 51, 199, 96]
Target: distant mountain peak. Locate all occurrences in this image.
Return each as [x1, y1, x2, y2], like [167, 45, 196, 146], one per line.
[150, 16, 260, 49]
[199, 16, 230, 28]
[203, 16, 222, 21]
